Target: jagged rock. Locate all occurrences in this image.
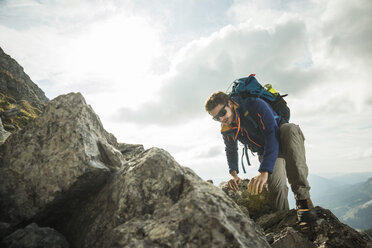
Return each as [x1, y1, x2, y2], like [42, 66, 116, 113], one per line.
[1, 223, 69, 248]
[0, 47, 48, 110]
[0, 47, 49, 131]
[0, 93, 122, 227]
[57, 148, 270, 248]
[0, 93, 270, 248]
[257, 207, 372, 248]
[0, 118, 11, 145]
[117, 142, 145, 161]
[220, 179, 272, 220]
[98, 140, 127, 170]
[271, 227, 316, 248]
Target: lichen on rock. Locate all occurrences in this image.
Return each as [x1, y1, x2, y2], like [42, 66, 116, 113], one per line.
[220, 179, 273, 220]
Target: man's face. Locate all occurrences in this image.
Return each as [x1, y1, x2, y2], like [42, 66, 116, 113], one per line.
[209, 101, 235, 125]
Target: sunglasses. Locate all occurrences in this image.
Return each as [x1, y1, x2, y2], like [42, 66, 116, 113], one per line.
[213, 103, 228, 121]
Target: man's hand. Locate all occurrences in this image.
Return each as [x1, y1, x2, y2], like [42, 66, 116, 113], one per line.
[228, 170, 241, 192]
[228, 176, 241, 191]
[248, 171, 269, 195]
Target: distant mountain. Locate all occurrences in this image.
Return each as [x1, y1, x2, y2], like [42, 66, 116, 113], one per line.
[329, 172, 372, 185]
[308, 174, 348, 196]
[287, 174, 372, 230]
[314, 177, 372, 230]
[288, 174, 348, 209]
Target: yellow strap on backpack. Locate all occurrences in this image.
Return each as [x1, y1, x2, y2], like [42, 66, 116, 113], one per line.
[264, 84, 279, 96]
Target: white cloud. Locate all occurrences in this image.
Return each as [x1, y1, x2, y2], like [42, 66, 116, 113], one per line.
[119, 0, 372, 126]
[115, 18, 313, 125]
[1, 0, 371, 182]
[347, 146, 372, 160]
[0, 0, 165, 118]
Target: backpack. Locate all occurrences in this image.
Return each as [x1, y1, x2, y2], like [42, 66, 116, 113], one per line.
[228, 74, 290, 126]
[227, 74, 290, 173]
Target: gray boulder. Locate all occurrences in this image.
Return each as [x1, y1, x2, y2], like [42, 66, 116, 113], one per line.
[60, 147, 270, 247]
[0, 93, 123, 226]
[0, 92, 270, 248]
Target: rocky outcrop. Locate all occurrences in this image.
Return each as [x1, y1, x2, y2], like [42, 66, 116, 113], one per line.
[61, 147, 270, 247]
[0, 47, 49, 131]
[0, 47, 48, 109]
[0, 93, 270, 247]
[0, 93, 119, 229]
[256, 207, 372, 248]
[220, 180, 372, 247]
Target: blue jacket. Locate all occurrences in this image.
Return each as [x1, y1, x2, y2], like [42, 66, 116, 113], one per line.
[221, 96, 280, 174]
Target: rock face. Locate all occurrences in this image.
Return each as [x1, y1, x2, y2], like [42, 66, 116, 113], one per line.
[256, 207, 372, 248]
[0, 93, 270, 248]
[0, 93, 119, 229]
[62, 147, 270, 248]
[0, 47, 48, 109]
[0, 47, 49, 131]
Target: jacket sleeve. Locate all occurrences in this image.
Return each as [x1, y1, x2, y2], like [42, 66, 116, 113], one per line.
[251, 98, 280, 174]
[223, 134, 239, 174]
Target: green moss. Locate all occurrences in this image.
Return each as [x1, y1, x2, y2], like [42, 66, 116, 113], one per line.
[0, 94, 41, 131]
[222, 179, 272, 220]
[20, 100, 40, 117]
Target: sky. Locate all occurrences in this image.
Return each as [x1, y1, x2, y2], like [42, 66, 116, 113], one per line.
[0, 0, 371, 184]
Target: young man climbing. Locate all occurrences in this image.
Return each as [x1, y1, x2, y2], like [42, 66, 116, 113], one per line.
[205, 89, 315, 222]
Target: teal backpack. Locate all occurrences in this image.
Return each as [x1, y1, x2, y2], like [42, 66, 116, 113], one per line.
[228, 74, 290, 126]
[227, 74, 290, 173]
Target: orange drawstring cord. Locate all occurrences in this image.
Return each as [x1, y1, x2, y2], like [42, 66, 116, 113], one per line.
[234, 115, 241, 141]
[243, 129, 262, 148]
[257, 113, 266, 130]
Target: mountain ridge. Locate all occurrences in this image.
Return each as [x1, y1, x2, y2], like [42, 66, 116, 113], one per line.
[0, 47, 48, 132]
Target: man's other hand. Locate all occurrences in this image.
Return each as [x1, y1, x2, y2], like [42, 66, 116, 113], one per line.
[227, 176, 241, 192]
[248, 171, 269, 195]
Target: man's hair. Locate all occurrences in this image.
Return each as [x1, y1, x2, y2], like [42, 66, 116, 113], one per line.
[204, 91, 229, 112]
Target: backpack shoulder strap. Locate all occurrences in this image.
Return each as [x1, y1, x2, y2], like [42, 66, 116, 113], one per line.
[232, 96, 259, 129]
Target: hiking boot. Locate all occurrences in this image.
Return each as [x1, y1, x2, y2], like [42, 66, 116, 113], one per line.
[296, 198, 317, 223]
